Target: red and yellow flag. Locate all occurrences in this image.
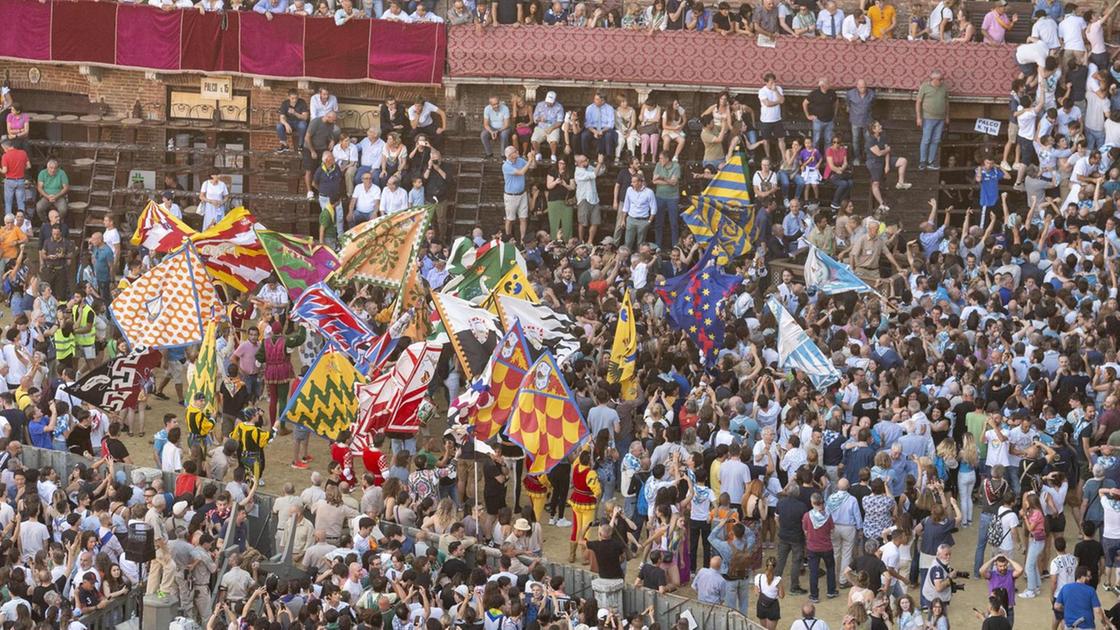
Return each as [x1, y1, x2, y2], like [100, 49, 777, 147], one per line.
[505, 351, 590, 475]
[472, 322, 533, 442]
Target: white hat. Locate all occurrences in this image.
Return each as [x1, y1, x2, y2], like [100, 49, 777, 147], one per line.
[172, 501, 188, 517]
[454, 584, 469, 598]
[514, 518, 532, 532]
[544, 91, 557, 104]
[597, 609, 610, 621]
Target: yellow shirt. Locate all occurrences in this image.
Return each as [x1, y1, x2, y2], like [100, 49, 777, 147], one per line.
[0, 226, 26, 261]
[868, 4, 896, 39]
[710, 458, 723, 497]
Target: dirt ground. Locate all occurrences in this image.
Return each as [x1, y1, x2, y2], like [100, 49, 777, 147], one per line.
[121, 389, 1097, 628]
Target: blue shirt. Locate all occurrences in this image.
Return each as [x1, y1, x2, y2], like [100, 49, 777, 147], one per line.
[584, 103, 615, 132]
[1056, 582, 1100, 628]
[919, 226, 945, 259]
[92, 245, 114, 283]
[532, 102, 564, 127]
[1035, 0, 1062, 21]
[502, 158, 528, 194]
[253, 0, 288, 13]
[782, 211, 805, 237]
[978, 167, 1004, 207]
[28, 417, 52, 449]
[622, 187, 657, 219]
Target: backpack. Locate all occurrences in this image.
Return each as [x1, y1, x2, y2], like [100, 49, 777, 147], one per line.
[987, 507, 1010, 547]
[727, 527, 758, 580]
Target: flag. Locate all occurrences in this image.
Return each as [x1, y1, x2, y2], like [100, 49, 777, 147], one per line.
[480, 264, 539, 314]
[130, 200, 195, 253]
[282, 349, 366, 441]
[703, 152, 753, 209]
[66, 347, 163, 414]
[389, 255, 431, 340]
[766, 296, 841, 390]
[334, 206, 432, 287]
[505, 351, 591, 475]
[460, 322, 534, 442]
[654, 248, 742, 368]
[607, 290, 638, 400]
[804, 245, 883, 297]
[431, 292, 501, 381]
[443, 237, 527, 302]
[189, 207, 273, 293]
[681, 194, 753, 264]
[184, 318, 219, 416]
[354, 341, 442, 437]
[256, 229, 340, 301]
[291, 282, 382, 374]
[493, 294, 580, 362]
[111, 243, 223, 349]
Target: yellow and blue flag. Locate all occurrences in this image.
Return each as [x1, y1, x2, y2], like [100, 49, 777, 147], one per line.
[607, 290, 638, 400]
[681, 154, 758, 263]
[654, 248, 742, 369]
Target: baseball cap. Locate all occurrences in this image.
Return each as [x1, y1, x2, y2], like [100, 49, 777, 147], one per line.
[544, 91, 557, 104]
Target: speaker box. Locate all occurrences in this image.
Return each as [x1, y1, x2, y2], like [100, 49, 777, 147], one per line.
[125, 522, 156, 563]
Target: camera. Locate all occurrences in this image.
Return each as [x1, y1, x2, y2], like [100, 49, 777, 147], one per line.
[948, 566, 969, 592]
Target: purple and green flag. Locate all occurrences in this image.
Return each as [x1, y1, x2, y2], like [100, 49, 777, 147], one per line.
[255, 229, 341, 301]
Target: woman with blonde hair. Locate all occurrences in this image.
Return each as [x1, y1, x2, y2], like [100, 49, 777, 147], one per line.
[422, 497, 457, 535]
[957, 433, 979, 527]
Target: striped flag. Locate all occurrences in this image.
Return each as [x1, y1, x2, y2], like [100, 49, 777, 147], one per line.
[766, 296, 840, 390]
[190, 207, 273, 292]
[493, 294, 580, 362]
[703, 152, 753, 209]
[505, 351, 591, 475]
[681, 194, 753, 264]
[606, 290, 638, 400]
[804, 245, 883, 298]
[131, 200, 195, 253]
[464, 321, 534, 442]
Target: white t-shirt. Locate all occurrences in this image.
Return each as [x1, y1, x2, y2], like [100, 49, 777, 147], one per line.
[103, 228, 121, 257]
[754, 573, 782, 598]
[408, 102, 440, 127]
[996, 507, 1020, 552]
[352, 183, 382, 215]
[18, 521, 49, 561]
[1085, 78, 1109, 132]
[1058, 15, 1087, 51]
[331, 143, 359, 167]
[984, 429, 1010, 467]
[380, 187, 409, 215]
[1049, 554, 1078, 594]
[1016, 108, 1038, 141]
[758, 86, 784, 123]
[1103, 496, 1120, 539]
[928, 1, 953, 36]
[161, 442, 183, 473]
[1031, 17, 1060, 49]
[880, 541, 901, 570]
[1015, 41, 1050, 67]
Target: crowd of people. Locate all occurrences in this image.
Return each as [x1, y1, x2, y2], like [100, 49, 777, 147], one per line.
[2, 1, 1120, 630]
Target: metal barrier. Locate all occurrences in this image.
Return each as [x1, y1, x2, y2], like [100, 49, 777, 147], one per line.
[20, 446, 767, 630]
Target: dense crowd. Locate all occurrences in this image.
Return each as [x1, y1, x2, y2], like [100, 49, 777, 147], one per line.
[2, 1, 1120, 630]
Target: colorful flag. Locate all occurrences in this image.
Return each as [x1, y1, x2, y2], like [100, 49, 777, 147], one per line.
[431, 292, 501, 381]
[389, 255, 431, 341]
[334, 206, 432, 288]
[130, 200, 195, 253]
[682, 194, 754, 264]
[291, 282, 382, 374]
[505, 351, 591, 475]
[460, 322, 534, 442]
[282, 349, 366, 441]
[189, 207, 273, 293]
[767, 296, 841, 390]
[804, 245, 883, 298]
[703, 152, 753, 210]
[354, 341, 442, 437]
[66, 347, 162, 413]
[481, 264, 539, 314]
[443, 237, 527, 302]
[110, 243, 223, 349]
[606, 290, 638, 400]
[493, 294, 580, 362]
[256, 229, 340, 301]
[654, 248, 742, 368]
[184, 318, 219, 416]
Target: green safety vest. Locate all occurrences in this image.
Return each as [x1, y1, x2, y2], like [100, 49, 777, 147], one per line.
[53, 329, 76, 360]
[72, 304, 96, 346]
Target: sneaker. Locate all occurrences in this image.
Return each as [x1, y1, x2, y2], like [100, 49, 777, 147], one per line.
[826, 592, 839, 599]
[808, 597, 820, 604]
[896, 182, 912, 190]
[853, 158, 861, 166]
[1019, 590, 1037, 599]
[303, 455, 314, 462]
[555, 518, 573, 527]
[291, 461, 308, 469]
[928, 164, 940, 171]
[548, 517, 557, 526]
[306, 191, 315, 200]
[877, 204, 891, 212]
[1000, 160, 1012, 171]
[790, 588, 808, 596]
[672, 156, 679, 162]
[1013, 182, 1025, 191]
[917, 162, 926, 170]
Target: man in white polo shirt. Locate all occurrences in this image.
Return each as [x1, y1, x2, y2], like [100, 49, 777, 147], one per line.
[348, 171, 381, 225]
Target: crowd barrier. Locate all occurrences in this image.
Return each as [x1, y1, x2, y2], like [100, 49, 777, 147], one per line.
[21, 445, 766, 630]
[0, 0, 446, 85]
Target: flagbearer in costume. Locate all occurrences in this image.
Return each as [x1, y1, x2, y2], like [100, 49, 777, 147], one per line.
[568, 449, 601, 563]
[229, 407, 277, 482]
[257, 319, 305, 432]
[523, 473, 552, 524]
[330, 430, 356, 486]
[185, 391, 215, 450]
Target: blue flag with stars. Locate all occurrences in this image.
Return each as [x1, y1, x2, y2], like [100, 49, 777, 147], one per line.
[654, 247, 742, 368]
